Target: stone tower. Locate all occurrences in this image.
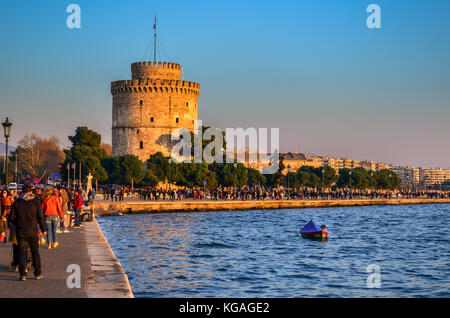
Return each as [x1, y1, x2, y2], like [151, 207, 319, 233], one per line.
[111, 61, 200, 161]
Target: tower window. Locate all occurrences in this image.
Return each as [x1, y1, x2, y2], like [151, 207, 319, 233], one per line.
[176, 118, 179, 124]
[140, 141, 144, 149]
[150, 117, 154, 123]
[140, 100, 143, 105]
[186, 102, 189, 107]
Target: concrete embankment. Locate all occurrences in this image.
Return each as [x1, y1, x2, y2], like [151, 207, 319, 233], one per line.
[93, 198, 450, 215]
[84, 220, 134, 298]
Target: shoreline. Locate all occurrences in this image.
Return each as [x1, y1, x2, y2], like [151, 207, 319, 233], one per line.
[84, 220, 134, 298]
[93, 198, 450, 215]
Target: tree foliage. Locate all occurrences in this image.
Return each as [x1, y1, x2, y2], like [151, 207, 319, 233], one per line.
[13, 134, 64, 181]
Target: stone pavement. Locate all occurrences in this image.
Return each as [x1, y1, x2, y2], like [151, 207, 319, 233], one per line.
[0, 225, 91, 298]
[0, 220, 133, 298]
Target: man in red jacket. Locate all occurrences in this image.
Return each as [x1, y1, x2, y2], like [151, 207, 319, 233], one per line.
[72, 189, 83, 228]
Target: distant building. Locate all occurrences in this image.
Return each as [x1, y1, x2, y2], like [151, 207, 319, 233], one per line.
[391, 166, 425, 190]
[360, 160, 377, 171]
[282, 153, 323, 173]
[424, 169, 450, 189]
[375, 162, 392, 171]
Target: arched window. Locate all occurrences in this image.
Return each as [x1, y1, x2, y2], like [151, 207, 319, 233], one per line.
[150, 117, 154, 123]
[140, 141, 144, 149]
[176, 117, 179, 124]
[140, 100, 143, 106]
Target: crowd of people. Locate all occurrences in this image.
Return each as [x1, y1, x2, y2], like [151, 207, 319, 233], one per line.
[0, 185, 88, 281]
[100, 186, 450, 202]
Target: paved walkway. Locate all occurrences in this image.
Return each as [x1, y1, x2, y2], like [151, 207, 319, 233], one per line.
[0, 226, 91, 298]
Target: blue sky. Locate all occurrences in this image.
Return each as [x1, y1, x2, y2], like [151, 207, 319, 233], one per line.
[0, 0, 449, 168]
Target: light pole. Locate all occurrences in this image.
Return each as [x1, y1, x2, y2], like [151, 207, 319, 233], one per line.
[2, 118, 12, 186]
[287, 164, 291, 200]
[322, 167, 325, 190]
[234, 163, 237, 199]
[349, 171, 352, 189]
[168, 158, 172, 193]
[370, 171, 374, 190]
[15, 152, 18, 184]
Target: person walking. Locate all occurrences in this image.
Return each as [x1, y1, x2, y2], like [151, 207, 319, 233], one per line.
[60, 187, 71, 232]
[1, 190, 14, 244]
[41, 188, 64, 249]
[72, 190, 83, 228]
[8, 184, 47, 281]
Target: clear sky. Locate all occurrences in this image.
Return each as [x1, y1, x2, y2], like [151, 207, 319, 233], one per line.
[0, 0, 449, 168]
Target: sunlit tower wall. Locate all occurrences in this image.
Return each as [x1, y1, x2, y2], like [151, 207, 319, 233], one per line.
[111, 61, 200, 161]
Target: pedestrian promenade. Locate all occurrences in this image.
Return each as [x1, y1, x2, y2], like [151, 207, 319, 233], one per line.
[0, 226, 90, 298]
[0, 221, 133, 298]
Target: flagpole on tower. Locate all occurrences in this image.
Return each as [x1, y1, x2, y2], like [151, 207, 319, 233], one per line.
[153, 15, 157, 62]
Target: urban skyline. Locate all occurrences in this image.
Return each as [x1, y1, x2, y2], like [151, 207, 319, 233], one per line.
[1, 0, 449, 169]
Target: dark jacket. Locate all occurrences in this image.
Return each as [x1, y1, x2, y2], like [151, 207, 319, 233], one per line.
[9, 192, 46, 236]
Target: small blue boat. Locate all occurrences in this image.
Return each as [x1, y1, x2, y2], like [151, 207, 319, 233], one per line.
[300, 220, 328, 239]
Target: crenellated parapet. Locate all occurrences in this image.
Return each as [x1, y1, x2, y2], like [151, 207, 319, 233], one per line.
[131, 61, 181, 80]
[111, 78, 200, 95]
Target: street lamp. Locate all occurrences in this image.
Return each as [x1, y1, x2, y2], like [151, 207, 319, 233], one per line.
[2, 118, 12, 186]
[322, 167, 325, 190]
[233, 163, 237, 199]
[287, 165, 291, 189]
[349, 171, 352, 189]
[287, 164, 291, 200]
[168, 158, 172, 193]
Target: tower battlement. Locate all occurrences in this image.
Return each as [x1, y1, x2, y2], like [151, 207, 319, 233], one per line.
[131, 61, 181, 80]
[111, 79, 200, 94]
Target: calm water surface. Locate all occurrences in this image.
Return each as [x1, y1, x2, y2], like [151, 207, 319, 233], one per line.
[98, 204, 450, 297]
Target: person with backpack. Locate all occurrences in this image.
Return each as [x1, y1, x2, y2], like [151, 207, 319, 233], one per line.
[8, 184, 47, 281]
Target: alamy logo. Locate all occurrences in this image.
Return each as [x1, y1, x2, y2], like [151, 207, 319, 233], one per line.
[171, 120, 280, 174]
[66, 4, 81, 29]
[366, 4, 381, 29]
[66, 264, 81, 289]
[366, 264, 381, 288]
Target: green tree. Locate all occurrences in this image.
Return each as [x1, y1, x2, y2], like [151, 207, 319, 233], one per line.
[350, 167, 373, 189]
[120, 155, 146, 189]
[101, 157, 122, 184]
[146, 152, 171, 182]
[62, 127, 107, 183]
[322, 166, 338, 188]
[216, 163, 247, 187]
[140, 170, 159, 187]
[337, 168, 352, 188]
[374, 170, 400, 190]
[247, 168, 266, 187]
[264, 155, 285, 188]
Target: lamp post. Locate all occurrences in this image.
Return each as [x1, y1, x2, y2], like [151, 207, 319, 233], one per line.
[287, 164, 291, 200]
[322, 167, 325, 190]
[233, 163, 237, 199]
[349, 171, 352, 189]
[168, 158, 172, 193]
[2, 118, 12, 186]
